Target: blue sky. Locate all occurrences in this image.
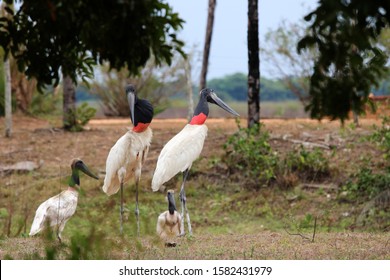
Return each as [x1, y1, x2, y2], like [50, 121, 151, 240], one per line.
[165, 0, 318, 80]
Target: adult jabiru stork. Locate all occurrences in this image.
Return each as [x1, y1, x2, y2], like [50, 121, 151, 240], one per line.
[151, 88, 239, 236]
[102, 84, 153, 236]
[156, 190, 182, 247]
[29, 159, 99, 242]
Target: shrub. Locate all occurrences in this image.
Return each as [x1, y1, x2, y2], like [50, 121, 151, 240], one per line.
[368, 115, 390, 159]
[222, 120, 333, 189]
[343, 167, 390, 200]
[282, 146, 331, 182]
[223, 120, 278, 189]
[63, 102, 96, 132]
[29, 92, 62, 117]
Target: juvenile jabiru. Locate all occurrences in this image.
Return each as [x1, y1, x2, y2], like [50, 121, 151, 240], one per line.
[29, 158, 99, 242]
[156, 190, 182, 247]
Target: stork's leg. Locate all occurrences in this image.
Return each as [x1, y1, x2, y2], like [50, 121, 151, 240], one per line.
[135, 177, 140, 237]
[134, 151, 144, 237]
[179, 169, 192, 236]
[120, 179, 124, 235]
[57, 222, 66, 243]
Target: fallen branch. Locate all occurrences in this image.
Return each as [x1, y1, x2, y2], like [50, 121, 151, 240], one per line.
[301, 183, 338, 190]
[289, 139, 331, 150]
[0, 161, 43, 175]
[284, 216, 318, 243]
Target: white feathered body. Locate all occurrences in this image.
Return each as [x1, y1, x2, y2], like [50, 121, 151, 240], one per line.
[151, 124, 208, 192]
[156, 210, 182, 243]
[29, 189, 78, 237]
[103, 127, 152, 196]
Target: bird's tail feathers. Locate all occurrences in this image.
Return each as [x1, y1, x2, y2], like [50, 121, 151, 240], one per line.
[151, 178, 165, 192]
[29, 212, 46, 236]
[102, 183, 119, 196]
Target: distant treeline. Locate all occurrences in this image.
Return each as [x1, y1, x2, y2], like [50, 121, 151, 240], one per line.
[75, 72, 390, 103]
[207, 73, 296, 102]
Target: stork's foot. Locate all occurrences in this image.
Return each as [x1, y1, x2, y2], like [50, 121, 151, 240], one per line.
[165, 242, 177, 247]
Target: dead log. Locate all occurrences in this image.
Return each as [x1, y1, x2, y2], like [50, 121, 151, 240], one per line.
[0, 161, 43, 175]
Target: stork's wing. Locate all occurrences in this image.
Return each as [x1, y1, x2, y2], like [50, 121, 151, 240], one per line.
[151, 124, 208, 191]
[156, 212, 167, 237]
[29, 191, 78, 236]
[102, 133, 134, 195]
[29, 201, 49, 236]
[102, 128, 152, 196]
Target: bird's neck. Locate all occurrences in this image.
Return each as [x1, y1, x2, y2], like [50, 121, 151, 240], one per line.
[131, 99, 153, 133]
[68, 169, 80, 187]
[189, 98, 209, 125]
[67, 186, 78, 192]
[132, 122, 150, 133]
[168, 205, 176, 215]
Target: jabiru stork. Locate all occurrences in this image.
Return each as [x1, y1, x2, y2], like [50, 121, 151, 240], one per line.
[156, 190, 182, 247]
[29, 158, 99, 242]
[102, 84, 153, 236]
[151, 88, 239, 236]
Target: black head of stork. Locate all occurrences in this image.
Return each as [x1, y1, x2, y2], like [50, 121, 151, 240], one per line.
[69, 158, 99, 187]
[126, 84, 154, 132]
[190, 88, 240, 125]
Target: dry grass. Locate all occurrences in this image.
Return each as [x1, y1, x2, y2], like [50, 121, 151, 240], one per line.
[1, 232, 389, 260]
[0, 114, 389, 260]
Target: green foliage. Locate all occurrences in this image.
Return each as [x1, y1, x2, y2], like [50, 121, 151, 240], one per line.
[283, 147, 331, 182]
[298, 0, 390, 123]
[368, 115, 390, 158]
[343, 167, 390, 200]
[65, 103, 97, 132]
[0, 1, 185, 90]
[28, 92, 62, 117]
[223, 119, 279, 188]
[343, 115, 390, 200]
[223, 120, 333, 189]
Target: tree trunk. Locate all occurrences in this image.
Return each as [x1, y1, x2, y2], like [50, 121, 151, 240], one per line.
[247, 0, 260, 128]
[63, 75, 76, 130]
[185, 57, 194, 121]
[4, 58, 12, 137]
[11, 59, 36, 113]
[199, 0, 216, 91]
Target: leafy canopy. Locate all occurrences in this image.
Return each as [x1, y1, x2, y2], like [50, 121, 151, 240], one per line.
[298, 0, 390, 123]
[0, 0, 185, 90]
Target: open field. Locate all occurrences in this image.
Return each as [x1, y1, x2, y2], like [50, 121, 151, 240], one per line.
[0, 115, 389, 259]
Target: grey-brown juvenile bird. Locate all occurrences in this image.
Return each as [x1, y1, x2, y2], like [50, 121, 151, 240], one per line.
[156, 190, 182, 247]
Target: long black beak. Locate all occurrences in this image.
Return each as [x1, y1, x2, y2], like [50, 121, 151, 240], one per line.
[209, 91, 240, 117]
[77, 161, 99, 180]
[127, 91, 136, 125]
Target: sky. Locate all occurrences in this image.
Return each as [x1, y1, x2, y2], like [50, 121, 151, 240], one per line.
[165, 0, 318, 80]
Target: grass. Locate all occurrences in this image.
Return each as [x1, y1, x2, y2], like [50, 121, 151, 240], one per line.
[0, 116, 389, 259]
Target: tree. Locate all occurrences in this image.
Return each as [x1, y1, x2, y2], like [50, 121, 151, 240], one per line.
[0, 0, 185, 130]
[199, 0, 217, 91]
[247, 0, 260, 128]
[261, 20, 316, 105]
[298, 0, 390, 123]
[4, 56, 11, 137]
[89, 55, 187, 117]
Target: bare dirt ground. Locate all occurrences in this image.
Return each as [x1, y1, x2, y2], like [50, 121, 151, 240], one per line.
[0, 115, 389, 259]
